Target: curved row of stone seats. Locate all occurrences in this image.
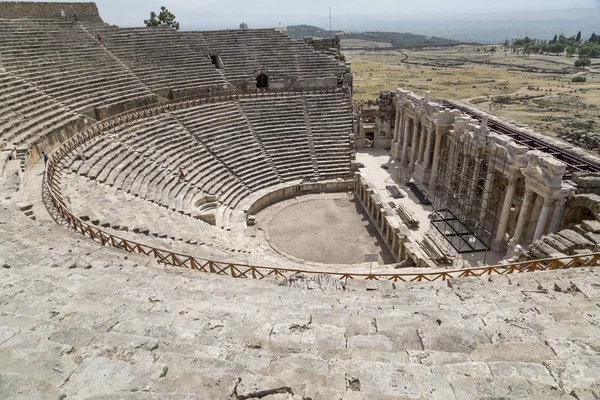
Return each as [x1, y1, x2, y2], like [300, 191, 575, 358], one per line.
[0, 19, 155, 118]
[67, 115, 245, 216]
[0, 70, 87, 191]
[305, 93, 354, 179]
[2, 195, 600, 398]
[198, 29, 345, 85]
[83, 24, 227, 98]
[0, 70, 79, 149]
[58, 92, 352, 232]
[61, 174, 252, 260]
[238, 95, 317, 181]
[172, 101, 282, 197]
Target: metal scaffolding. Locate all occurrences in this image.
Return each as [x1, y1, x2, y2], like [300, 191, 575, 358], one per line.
[429, 134, 507, 254]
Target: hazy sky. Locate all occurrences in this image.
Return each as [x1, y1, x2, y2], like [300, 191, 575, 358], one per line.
[16, 0, 600, 29]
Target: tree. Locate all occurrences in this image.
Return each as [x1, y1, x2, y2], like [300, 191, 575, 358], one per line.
[575, 31, 582, 42]
[578, 42, 600, 58]
[144, 6, 179, 30]
[550, 34, 558, 44]
[590, 32, 600, 44]
[575, 58, 591, 68]
[239, 22, 248, 29]
[489, 46, 497, 54]
[566, 45, 577, 57]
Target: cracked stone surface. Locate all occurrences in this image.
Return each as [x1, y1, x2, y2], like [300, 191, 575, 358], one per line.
[1, 191, 600, 399]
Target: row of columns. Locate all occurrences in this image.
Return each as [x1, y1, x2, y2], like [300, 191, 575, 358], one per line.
[492, 175, 568, 251]
[393, 108, 444, 186]
[355, 175, 409, 262]
[511, 190, 567, 245]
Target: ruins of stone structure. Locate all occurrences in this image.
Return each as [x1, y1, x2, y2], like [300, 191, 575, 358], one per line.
[1, 2, 599, 398]
[355, 88, 600, 265]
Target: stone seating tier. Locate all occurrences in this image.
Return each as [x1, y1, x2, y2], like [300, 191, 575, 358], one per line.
[197, 29, 345, 84]
[0, 71, 82, 153]
[0, 19, 154, 115]
[83, 24, 227, 95]
[68, 94, 352, 225]
[1, 200, 599, 399]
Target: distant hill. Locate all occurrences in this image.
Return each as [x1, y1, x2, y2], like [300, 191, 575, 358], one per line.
[286, 25, 458, 47]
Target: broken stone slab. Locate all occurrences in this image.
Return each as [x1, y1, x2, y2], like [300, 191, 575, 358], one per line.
[546, 338, 600, 359]
[0, 372, 61, 400]
[0, 348, 78, 387]
[419, 325, 490, 354]
[407, 350, 471, 367]
[61, 356, 166, 398]
[487, 361, 558, 387]
[582, 230, 600, 248]
[449, 376, 573, 399]
[558, 230, 595, 250]
[232, 375, 295, 400]
[347, 334, 394, 352]
[470, 342, 557, 363]
[550, 233, 577, 254]
[542, 235, 570, 255]
[581, 219, 600, 234]
[529, 240, 566, 259]
[544, 356, 600, 394]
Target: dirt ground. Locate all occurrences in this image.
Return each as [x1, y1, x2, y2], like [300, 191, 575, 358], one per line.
[347, 45, 600, 141]
[264, 194, 395, 265]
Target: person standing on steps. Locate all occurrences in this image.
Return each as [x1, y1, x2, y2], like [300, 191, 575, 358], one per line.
[97, 33, 102, 44]
[43, 153, 48, 169]
[60, 9, 66, 20]
[178, 168, 185, 182]
[73, 13, 78, 23]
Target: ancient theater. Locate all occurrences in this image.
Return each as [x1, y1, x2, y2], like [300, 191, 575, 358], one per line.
[0, 2, 599, 398]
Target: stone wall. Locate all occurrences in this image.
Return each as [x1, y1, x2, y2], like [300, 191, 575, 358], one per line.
[0, 2, 103, 22]
[94, 94, 161, 121]
[355, 91, 396, 149]
[247, 180, 354, 216]
[304, 36, 341, 53]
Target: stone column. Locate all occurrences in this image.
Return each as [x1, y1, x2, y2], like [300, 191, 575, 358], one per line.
[393, 110, 401, 143]
[511, 188, 533, 245]
[479, 164, 495, 221]
[398, 235, 408, 260]
[416, 125, 427, 164]
[428, 133, 443, 188]
[409, 120, 420, 171]
[492, 175, 518, 251]
[423, 128, 435, 169]
[401, 118, 411, 165]
[549, 198, 567, 234]
[533, 198, 553, 241]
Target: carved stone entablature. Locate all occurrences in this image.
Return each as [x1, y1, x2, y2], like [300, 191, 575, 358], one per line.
[488, 138, 528, 174]
[521, 150, 571, 199]
[436, 109, 457, 126]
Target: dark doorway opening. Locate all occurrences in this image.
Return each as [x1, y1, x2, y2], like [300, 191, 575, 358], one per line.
[365, 131, 374, 148]
[209, 55, 223, 69]
[256, 74, 268, 88]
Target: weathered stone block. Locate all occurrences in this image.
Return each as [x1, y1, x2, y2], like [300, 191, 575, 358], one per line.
[470, 342, 556, 363]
